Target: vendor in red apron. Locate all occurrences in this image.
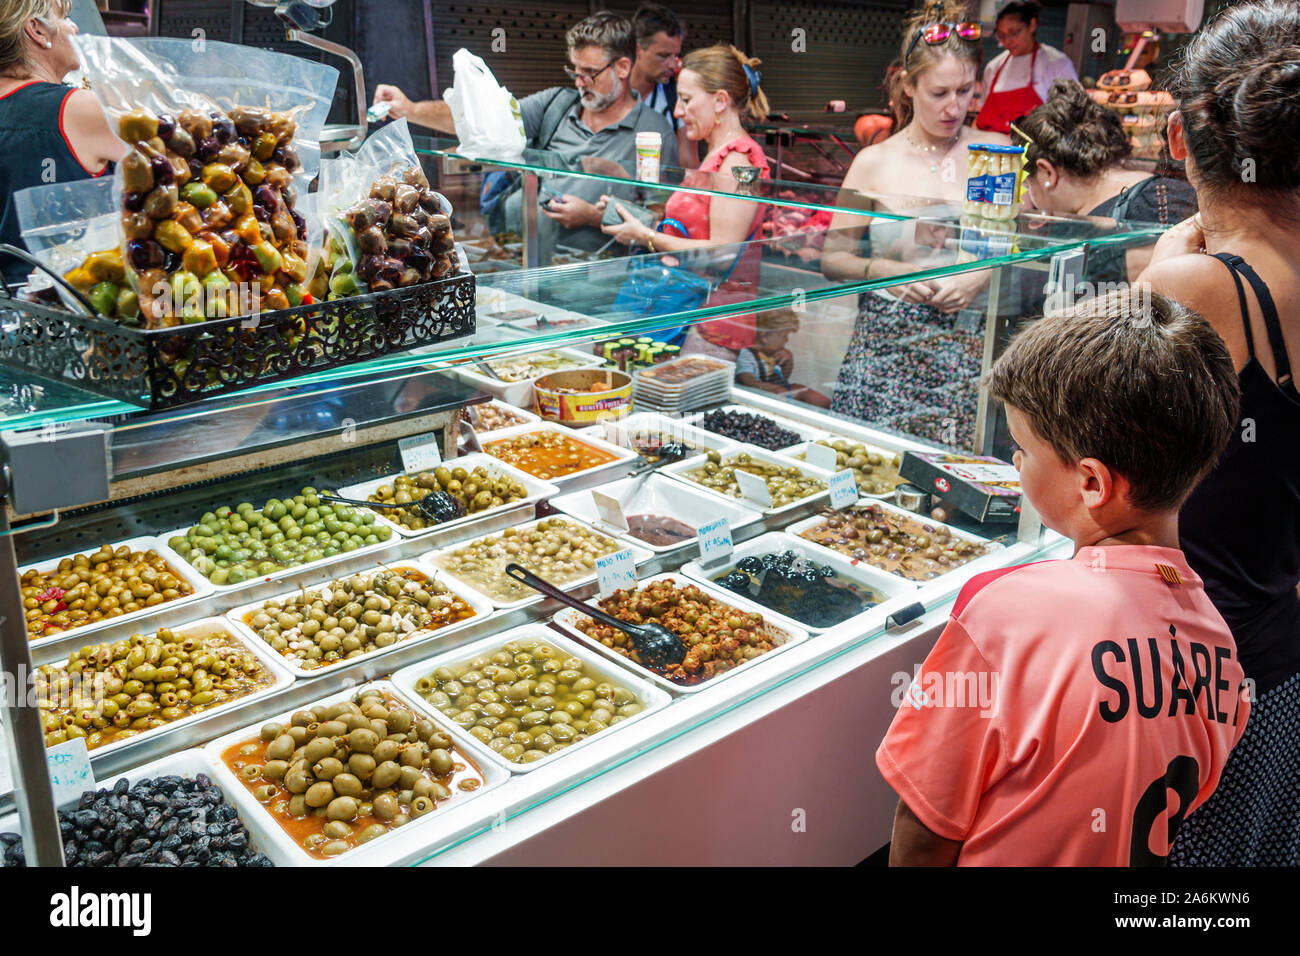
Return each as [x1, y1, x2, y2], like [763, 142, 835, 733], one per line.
[975, 1, 1077, 134]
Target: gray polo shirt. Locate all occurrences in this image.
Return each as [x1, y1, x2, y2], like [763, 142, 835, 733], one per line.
[503, 88, 678, 257]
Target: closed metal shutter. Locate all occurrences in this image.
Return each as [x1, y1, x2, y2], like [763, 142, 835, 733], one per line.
[750, 1, 911, 115]
[429, 1, 591, 101]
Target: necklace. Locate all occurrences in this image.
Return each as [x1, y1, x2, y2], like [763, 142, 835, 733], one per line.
[906, 127, 961, 173]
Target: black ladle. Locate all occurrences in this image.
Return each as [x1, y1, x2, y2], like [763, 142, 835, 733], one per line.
[319, 491, 464, 523]
[502, 562, 686, 669]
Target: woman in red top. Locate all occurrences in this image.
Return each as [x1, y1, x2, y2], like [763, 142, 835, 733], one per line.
[601, 43, 770, 359]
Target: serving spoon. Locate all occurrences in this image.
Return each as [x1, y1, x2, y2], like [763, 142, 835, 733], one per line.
[502, 563, 686, 669]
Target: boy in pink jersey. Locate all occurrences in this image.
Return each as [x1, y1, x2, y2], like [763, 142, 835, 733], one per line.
[877, 289, 1250, 865]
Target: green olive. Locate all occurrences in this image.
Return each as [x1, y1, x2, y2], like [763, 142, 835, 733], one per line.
[371, 760, 401, 789]
[326, 795, 358, 821]
[372, 792, 400, 820]
[305, 781, 335, 807]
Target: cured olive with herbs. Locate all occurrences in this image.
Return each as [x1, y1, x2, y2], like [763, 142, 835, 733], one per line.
[414, 638, 646, 764]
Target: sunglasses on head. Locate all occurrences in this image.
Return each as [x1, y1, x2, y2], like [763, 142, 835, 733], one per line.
[905, 21, 983, 65]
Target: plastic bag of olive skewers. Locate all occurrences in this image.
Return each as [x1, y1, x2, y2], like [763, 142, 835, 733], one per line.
[72, 35, 336, 325]
[316, 118, 460, 298]
[14, 177, 128, 318]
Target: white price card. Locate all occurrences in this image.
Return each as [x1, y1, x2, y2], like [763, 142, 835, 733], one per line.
[696, 517, 733, 566]
[591, 490, 629, 531]
[829, 468, 859, 509]
[46, 738, 94, 809]
[734, 468, 772, 509]
[595, 548, 638, 597]
[398, 433, 443, 473]
[806, 442, 838, 472]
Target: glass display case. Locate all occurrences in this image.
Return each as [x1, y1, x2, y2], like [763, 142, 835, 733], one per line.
[0, 147, 1167, 866]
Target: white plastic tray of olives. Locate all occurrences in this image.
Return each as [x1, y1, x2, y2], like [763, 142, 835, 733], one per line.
[419, 514, 655, 610]
[335, 453, 559, 539]
[548, 473, 764, 555]
[784, 498, 1003, 583]
[478, 421, 642, 485]
[20, 534, 215, 650]
[684, 403, 833, 450]
[162, 489, 397, 592]
[599, 411, 745, 461]
[451, 346, 607, 407]
[659, 444, 836, 517]
[203, 681, 510, 866]
[0, 748, 277, 867]
[222, 563, 495, 680]
[392, 625, 674, 774]
[34, 617, 295, 759]
[551, 572, 810, 697]
[464, 399, 542, 433]
[679, 531, 920, 636]
[781, 438, 908, 499]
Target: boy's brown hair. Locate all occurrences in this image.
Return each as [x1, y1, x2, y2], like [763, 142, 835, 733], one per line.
[987, 287, 1240, 511]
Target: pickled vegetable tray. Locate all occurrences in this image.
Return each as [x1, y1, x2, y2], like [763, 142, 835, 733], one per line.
[0, 269, 475, 410]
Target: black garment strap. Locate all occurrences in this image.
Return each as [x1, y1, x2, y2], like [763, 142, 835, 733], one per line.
[1229, 256, 1292, 388]
[1212, 253, 1256, 362]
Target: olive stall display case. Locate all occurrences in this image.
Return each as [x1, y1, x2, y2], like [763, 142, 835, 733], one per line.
[0, 150, 1179, 866]
[0, 263, 475, 411]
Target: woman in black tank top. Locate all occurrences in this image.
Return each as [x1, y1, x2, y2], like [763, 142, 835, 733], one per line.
[1139, 0, 1300, 866]
[0, 1, 123, 287]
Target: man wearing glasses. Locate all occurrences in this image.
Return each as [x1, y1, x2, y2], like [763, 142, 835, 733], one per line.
[630, 4, 696, 168]
[373, 12, 677, 258]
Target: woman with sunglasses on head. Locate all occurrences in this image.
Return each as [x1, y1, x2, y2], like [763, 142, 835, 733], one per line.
[1136, 0, 1300, 867]
[601, 44, 771, 359]
[975, 1, 1077, 135]
[821, 2, 1002, 443]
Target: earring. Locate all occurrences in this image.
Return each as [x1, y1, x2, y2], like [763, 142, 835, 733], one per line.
[44, 41, 53, 48]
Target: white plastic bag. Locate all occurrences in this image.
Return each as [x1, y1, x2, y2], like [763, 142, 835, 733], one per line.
[15, 177, 122, 315]
[443, 49, 526, 161]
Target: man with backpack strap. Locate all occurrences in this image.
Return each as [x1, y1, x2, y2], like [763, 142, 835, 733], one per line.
[373, 12, 677, 258]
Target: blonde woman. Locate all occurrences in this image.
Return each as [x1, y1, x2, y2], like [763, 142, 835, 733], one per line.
[601, 44, 771, 358]
[0, 0, 123, 286]
[820, 1, 1006, 442]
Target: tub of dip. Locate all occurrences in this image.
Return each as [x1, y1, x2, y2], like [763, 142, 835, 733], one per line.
[534, 368, 632, 425]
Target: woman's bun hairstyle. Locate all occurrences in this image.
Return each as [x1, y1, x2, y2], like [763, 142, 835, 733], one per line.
[1012, 79, 1130, 178]
[681, 44, 770, 122]
[1172, 0, 1300, 198]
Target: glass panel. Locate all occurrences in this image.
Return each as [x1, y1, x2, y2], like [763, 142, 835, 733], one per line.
[0, 216, 1158, 436]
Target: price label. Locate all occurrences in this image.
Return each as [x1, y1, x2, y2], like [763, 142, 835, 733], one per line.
[696, 517, 733, 567]
[734, 468, 772, 509]
[591, 490, 629, 531]
[806, 442, 838, 472]
[829, 468, 860, 509]
[595, 548, 638, 597]
[46, 738, 94, 809]
[398, 433, 443, 473]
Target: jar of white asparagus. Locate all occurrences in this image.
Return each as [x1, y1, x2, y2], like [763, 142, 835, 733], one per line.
[965, 144, 1025, 220]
